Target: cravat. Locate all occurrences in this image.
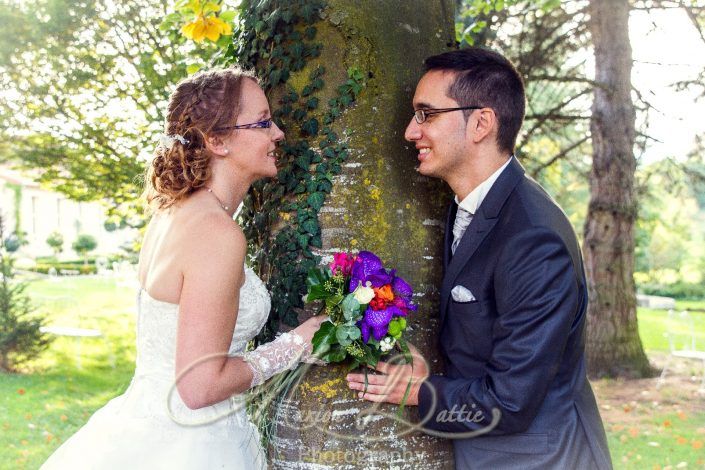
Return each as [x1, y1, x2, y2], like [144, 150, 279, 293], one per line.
[451, 206, 473, 255]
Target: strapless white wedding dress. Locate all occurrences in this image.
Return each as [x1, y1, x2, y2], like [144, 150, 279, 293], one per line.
[41, 267, 271, 470]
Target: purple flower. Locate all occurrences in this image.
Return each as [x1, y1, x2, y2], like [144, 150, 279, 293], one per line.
[349, 251, 392, 290]
[358, 305, 406, 343]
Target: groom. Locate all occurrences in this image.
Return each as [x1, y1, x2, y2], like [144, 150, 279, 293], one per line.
[346, 47, 612, 469]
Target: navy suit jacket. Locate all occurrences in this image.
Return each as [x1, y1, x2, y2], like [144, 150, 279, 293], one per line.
[417, 158, 612, 469]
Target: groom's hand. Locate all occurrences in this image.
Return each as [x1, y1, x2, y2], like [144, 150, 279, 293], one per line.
[345, 343, 429, 406]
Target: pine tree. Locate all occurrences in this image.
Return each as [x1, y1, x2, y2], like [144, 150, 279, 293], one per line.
[0, 214, 52, 372]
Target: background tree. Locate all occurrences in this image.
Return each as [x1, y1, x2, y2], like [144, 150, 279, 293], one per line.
[0, 215, 52, 372]
[583, 0, 653, 377]
[72, 235, 97, 265]
[0, 0, 220, 224]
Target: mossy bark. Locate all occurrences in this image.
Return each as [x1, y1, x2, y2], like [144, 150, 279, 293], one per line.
[268, 1, 456, 468]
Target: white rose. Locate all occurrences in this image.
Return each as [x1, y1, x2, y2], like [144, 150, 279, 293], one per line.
[353, 282, 375, 304]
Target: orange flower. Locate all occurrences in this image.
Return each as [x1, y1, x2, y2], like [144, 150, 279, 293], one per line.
[373, 285, 394, 302]
[693, 440, 704, 450]
[17, 388, 25, 395]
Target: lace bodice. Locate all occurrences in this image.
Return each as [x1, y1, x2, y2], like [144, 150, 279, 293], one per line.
[128, 266, 271, 426]
[135, 266, 270, 378]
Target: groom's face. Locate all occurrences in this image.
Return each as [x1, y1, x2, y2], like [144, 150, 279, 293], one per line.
[404, 70, 472, 183]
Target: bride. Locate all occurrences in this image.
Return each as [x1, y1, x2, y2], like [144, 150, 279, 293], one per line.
[42, 67, 326, 469]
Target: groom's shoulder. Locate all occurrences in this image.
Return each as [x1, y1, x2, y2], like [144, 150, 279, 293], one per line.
[509, 175, 573, 231]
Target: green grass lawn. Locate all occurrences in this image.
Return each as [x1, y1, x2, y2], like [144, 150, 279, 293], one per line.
[1, 276, 704, 469]
[1, 275, 136, 469]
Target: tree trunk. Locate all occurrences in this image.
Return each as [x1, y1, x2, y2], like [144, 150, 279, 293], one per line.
[263, 1, 456, 468]
[583, 0, 653, 378]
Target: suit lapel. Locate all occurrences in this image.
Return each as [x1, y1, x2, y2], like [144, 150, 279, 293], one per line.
[439, 157, 526, 323]
[443, 203, 456, 272]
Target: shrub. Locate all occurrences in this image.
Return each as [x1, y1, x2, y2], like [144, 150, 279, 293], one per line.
[638, 281, 705, 300]
[0, 215, 52, 372]
[46, 231, 64, 255]
[72, 234, 97, 264]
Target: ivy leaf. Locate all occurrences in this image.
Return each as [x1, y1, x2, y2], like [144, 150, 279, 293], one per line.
[297, 233, 310, 248]
[307, 192, 325, 210]
[301, 118, 319, 136]
[306, 97, 319, 110]
[310, 235, 322, 248]
[295, 155, 311, 170]
[301, 219, 319, 235]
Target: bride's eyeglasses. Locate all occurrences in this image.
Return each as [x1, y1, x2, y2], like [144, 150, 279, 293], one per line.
[215, 118, 273, 132]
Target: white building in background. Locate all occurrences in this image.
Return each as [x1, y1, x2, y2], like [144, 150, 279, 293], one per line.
[0, 166, 136, 259]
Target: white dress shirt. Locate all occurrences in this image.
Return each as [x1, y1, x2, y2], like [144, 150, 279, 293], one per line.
[451, 157, 513, 254]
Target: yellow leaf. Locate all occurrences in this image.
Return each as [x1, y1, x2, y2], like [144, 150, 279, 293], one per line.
[20, 440, 28, 446]
[191, 19, 207, 42]
[181, 22, 198, 39]
[203, 18, 221, 42]
[24, 413, 32, 420]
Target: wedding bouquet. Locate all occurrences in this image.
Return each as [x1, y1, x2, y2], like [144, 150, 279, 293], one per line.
[306, 251, 417, 369]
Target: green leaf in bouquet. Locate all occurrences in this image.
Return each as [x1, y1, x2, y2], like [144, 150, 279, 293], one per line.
[341, 294, 361, 321]
[387, 317, 407, 339]
[325, 293, 344, 309]
[361, 343, 380, 368]
[305, 267, 330, 301]
[306, 284, 328, 302]
[306, 267, 329, 288]
[311, 320, 337, 357]
[323, 345, 347, 363]
[396, 338, 413, 365]
[335, 324, 361, 347]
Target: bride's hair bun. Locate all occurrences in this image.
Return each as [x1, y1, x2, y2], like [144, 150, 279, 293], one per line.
[145, 66, 258, 210]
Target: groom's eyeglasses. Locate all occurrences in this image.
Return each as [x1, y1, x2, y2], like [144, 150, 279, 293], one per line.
[215, 118, 273, 132]
[413, 106, 482, 124]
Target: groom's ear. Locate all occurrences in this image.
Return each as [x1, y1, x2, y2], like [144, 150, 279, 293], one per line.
[467, 108, 497, 145]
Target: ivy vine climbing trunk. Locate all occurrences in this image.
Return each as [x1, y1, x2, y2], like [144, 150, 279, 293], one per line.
[583, 0, 653, 378]
[228, 0, 455, 468]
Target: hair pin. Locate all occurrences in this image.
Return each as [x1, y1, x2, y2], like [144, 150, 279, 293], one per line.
[159, 133, 190, 147]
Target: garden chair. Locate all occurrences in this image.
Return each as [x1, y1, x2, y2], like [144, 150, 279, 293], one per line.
[659, 310, 705, 392]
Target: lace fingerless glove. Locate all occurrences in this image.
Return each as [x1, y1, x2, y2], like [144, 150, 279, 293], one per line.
[242, 332, 312, 387]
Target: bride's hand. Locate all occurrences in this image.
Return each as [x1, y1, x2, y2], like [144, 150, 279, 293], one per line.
[292, 315, 328, 344]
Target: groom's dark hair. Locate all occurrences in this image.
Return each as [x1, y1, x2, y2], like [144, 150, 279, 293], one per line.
[424, 47, 525, 154]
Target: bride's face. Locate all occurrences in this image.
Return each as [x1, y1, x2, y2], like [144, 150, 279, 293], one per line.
[224, 79, 284, 180]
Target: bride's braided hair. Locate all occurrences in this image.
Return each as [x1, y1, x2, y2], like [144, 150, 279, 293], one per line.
[145, 66, 258, 210]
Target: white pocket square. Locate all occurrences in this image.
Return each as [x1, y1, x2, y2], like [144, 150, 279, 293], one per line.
[451, 285, 476, 303]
